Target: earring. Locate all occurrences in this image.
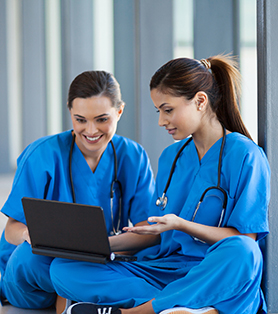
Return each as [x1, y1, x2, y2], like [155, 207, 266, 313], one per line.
[198, 106, 202, 111]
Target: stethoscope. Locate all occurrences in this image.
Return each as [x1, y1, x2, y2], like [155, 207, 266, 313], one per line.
[156, 125, 228, 228]
[69, 133, 123, 235]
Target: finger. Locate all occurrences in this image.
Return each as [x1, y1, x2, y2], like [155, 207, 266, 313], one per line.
[148, 216, 164, 223]
[122, 226, 142, 232]
[124, 225, 155, 234]
[122, 226, 134, 232]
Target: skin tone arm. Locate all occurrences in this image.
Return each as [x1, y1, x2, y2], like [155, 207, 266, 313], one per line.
[124, 214, 257, 245]
[5, 217, 160, 253]
[5, 217, 31, 245]
[109, 220, 160, 253]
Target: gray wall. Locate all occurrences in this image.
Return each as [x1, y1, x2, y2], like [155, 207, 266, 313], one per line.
[0, 0, 9, 173]
[194, 0, 240, 59]
[0, 0, 247, 176]
[21, 0, 47, 148]
[0, 0, 244, 175]
[114, 0, 174, 175]
[257, 1, 278, 312]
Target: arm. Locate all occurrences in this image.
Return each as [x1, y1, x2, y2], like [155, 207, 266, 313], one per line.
[109, 220, 160, 253]
[5, 217, 31, 245]
[124, 214, 256, 245]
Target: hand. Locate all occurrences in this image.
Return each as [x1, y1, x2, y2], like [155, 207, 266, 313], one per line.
[123, 214, 180, 235]
[5, 217, 32, 246]
[22, 228, 31, 245]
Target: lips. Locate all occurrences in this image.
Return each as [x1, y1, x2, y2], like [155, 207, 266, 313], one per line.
[166, 128, 176, 135]
[83, 134, 103, 143]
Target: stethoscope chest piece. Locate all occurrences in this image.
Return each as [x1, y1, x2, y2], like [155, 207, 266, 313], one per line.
[156, 193, 168, 210]
[155, 137, 193, 211]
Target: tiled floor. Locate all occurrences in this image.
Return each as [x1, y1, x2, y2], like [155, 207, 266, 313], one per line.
[0, 174, 56, 313]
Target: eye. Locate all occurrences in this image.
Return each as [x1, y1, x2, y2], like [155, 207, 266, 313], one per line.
[76, 118, 86, 123]
[165, 108, 173, 114]
[97, 117, 109, 123]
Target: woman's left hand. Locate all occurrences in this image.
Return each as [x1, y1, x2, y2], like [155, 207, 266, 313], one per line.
[123, 214, 181, 235]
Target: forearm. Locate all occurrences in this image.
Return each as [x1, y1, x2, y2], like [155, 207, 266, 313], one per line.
[109, 221, 160, 252]
[5, 217, 30, 245]
[174, 216, 256, 244]
[110, 232, 160, 253]
[125, 215, 256, 245]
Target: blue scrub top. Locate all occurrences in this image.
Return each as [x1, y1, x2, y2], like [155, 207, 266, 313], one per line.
[140, 132, 270, 266]
[0, 130, 155, 275]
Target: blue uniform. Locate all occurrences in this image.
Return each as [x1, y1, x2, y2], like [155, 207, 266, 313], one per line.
[0, 130, 155, 309]
[50, 132, 270, 314]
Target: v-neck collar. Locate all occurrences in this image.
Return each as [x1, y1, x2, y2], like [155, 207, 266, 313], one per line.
[72, 141, 114, 188]
[188, 135, 224, 167]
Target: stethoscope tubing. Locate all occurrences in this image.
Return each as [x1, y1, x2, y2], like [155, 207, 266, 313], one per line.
[156, 125, 228, 228]
[69, 133, 122, 235]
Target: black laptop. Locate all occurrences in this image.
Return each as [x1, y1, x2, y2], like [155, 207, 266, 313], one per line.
[21, 197, 137, 264]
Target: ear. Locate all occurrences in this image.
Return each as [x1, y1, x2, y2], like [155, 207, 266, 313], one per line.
[116, 103, 125, 120]
[195, 91, 208, 111]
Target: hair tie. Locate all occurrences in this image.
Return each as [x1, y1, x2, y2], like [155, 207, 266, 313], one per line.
[200, 59, 211, 70]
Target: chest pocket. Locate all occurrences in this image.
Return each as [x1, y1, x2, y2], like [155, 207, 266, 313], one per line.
[191, 187, 227, 227]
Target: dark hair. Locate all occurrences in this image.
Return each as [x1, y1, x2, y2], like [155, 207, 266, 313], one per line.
[67, 71, 124, 110]
[150, 54, 252, 140]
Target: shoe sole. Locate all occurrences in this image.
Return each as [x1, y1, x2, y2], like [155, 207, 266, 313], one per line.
[160, 308, 218, 314]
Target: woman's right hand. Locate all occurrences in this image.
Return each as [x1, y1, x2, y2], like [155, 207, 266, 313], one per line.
[123, 214, 181, 235]
[5, 217, 31, 245]
[22, 227, 31, 244]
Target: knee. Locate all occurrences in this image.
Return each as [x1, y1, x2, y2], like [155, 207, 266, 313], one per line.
[7, 242, 53, 280]
[6, 242, 33, 275]
[49, 258, 71, 291]
[49, 258, 60, 283]
[210, 235, 263, 279]
[227, 235, 262, 264]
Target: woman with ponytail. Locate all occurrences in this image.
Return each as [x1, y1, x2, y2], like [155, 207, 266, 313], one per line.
[51, 55, 270, 314]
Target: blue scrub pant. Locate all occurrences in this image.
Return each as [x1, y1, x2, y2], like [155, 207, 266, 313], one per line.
[1, 242, 56, 309]
[50, 236, 266, 314]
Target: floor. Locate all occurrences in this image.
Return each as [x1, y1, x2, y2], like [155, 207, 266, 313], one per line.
[0, 306, 55, 314]
[0, 174, 56, 313]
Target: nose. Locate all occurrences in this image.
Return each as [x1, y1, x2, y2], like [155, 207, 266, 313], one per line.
[86, 122, 97, 134]
[158, 112, 168, 127]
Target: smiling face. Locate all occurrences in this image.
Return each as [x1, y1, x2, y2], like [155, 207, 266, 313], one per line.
[70, 95, 124, 160]
[151, 88, 202, 141]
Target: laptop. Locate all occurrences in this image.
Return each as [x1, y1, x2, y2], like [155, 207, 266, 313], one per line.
[21, 197, 137, 264]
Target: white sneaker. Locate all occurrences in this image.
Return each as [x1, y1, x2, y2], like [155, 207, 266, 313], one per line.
[61, 299, 74, 314]
[159, 307, 218, 314]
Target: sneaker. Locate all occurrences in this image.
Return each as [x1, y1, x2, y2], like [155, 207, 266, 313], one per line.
[160, 307, 218, 314]
[61, 299, 75, 314]
[66, 302, 121, 314]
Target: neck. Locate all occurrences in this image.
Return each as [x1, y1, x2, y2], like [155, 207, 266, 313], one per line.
[193, 121, 224, 160]
[85, 154, 103, 173]
[74, 134, 107, 173]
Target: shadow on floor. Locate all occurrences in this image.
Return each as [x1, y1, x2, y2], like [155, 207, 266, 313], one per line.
[0, 305, 55, 313]
[0, 175, 56, 313]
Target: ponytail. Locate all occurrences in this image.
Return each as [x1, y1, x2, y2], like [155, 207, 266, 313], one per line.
[208, 54, 252, 140]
